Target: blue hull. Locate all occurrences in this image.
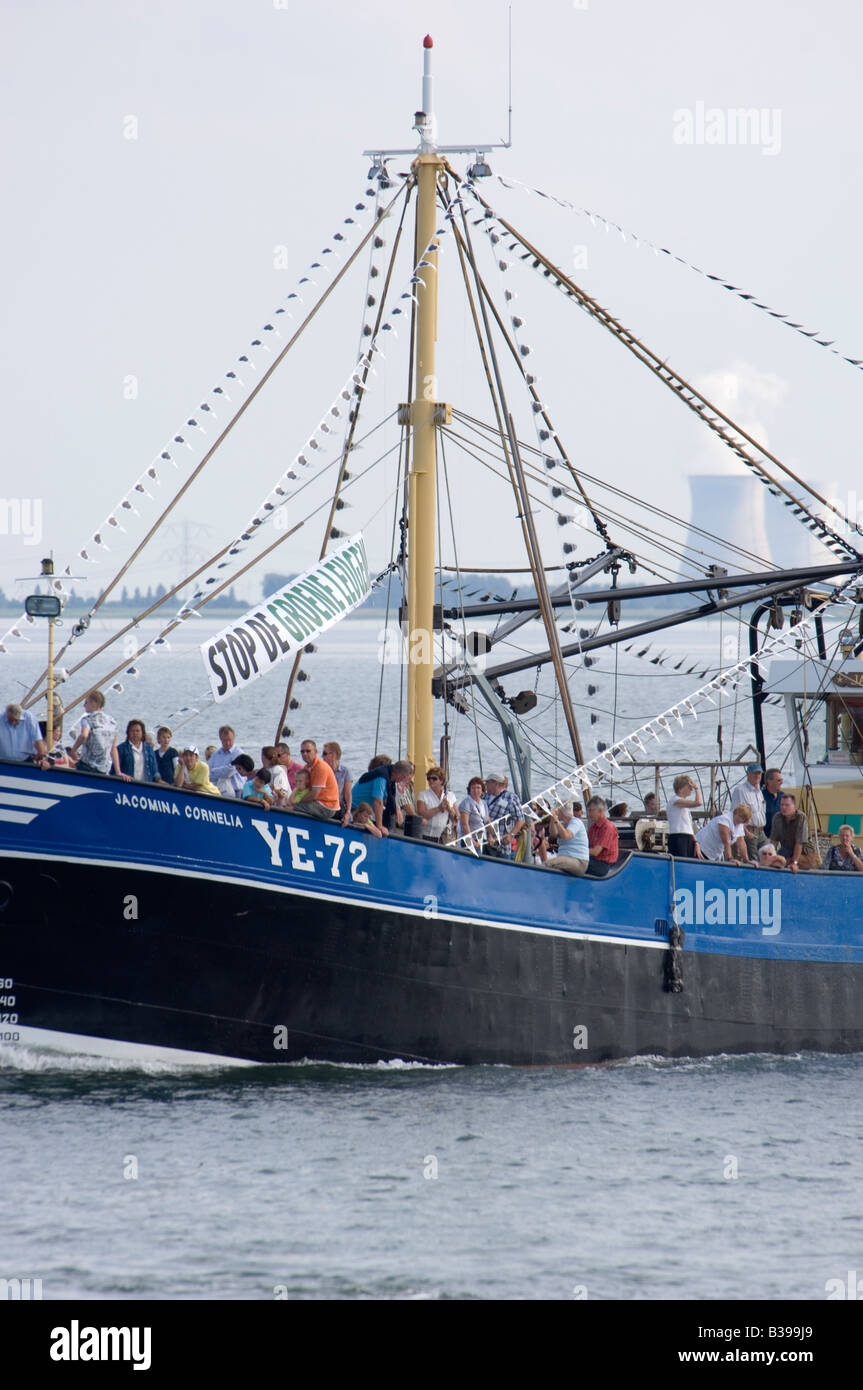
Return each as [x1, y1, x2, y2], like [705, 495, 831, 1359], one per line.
[0, 762, 861, 1064]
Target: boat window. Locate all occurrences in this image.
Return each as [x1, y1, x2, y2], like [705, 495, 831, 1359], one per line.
[826, 695, 863, 766]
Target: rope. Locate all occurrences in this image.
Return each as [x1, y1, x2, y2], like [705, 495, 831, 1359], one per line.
[449, 410, 774, 576]
[52, 440, 403, 718]
[274, 183, 414, 740]
[462, 182, 862, 563]
[491, 172, 863, 376]
[449, 206, 612, 552]
[440, 430, 484, 775]
[25, 415, 401, 712]
[17, 183, 410, 700]
[375, 429, 406, 754]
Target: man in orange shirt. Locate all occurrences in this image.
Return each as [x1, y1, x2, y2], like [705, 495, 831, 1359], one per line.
[296, 738, 340, 819]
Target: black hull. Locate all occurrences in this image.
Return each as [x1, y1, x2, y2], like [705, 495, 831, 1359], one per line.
[2, 857, 862, 1065]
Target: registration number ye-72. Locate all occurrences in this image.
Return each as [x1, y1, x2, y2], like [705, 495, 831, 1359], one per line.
[251, 821, 369, 883]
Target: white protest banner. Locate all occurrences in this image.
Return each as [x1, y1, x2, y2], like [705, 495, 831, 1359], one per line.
[201, 534, 371, 702]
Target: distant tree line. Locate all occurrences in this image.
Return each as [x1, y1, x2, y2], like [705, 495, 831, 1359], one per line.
[0, 585, 247, 613]
[260, 572, 529, 611]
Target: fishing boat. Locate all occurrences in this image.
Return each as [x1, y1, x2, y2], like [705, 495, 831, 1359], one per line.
[1, 36, 862, 1067]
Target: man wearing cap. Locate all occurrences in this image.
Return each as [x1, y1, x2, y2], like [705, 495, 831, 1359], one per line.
[731, 763, 768, 858]
[181, 746, 220, 796]
[484, 774, 525, 860]
[0, 702, 47, 763]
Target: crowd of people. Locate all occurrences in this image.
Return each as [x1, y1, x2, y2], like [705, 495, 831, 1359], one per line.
[2, 694, 861, 871]
[663, 762, 862, 873]
[1, 691, 451, 840]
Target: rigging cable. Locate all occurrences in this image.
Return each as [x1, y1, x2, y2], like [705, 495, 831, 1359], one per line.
[18, 181, 412, 703]
[489, 172, 863, 378]
[25, 413, 401, 712]
[439, 429, 484, 776]
[452, 409, 775, 575]
[53, 432, 410, 718]
[462, 182, 861, 563]
[375, 426, 407, 755]
[274, 180, 415, 740]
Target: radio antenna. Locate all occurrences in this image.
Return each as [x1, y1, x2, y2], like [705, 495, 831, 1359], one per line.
[504, 3, 513, 148]
[364, 20, 514, 161]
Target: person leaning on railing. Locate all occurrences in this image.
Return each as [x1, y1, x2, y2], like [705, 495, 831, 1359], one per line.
[352, 757, 414, 836]
[695, 804, 751, 865]
[0, 702, 47, 764]
[768, 794, 819, 873]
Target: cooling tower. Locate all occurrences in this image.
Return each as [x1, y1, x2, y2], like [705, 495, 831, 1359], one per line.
[683, 475, 772, 574]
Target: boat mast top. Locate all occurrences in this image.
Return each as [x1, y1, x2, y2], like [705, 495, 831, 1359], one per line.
[416, 33, 438, 152]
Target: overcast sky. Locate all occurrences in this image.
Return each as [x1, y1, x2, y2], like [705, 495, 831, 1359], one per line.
[3, 0, 863, 617]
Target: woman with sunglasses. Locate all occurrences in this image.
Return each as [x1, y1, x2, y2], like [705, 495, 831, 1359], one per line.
[416, 766, 459, 844]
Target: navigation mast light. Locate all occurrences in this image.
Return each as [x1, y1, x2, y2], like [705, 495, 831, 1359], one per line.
[24, 594, 61, 618]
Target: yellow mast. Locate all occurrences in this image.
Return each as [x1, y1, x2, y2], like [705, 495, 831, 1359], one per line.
[406, 36, 447, 774]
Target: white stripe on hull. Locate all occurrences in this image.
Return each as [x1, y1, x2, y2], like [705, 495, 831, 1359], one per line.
[0, 774, 110, 799]
[0, 792, 59, 811]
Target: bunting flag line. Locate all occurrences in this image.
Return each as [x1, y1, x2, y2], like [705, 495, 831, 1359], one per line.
[463, 186, 610, 573]
[288, 181, 395, 697]
[172, 218, 453, 625]
[50, 216, 455, 696]
[0, 185, 381, 657]
[491, 172, 863, 374]
[457, 576, 860, 852]
[462, 179, 861, 565]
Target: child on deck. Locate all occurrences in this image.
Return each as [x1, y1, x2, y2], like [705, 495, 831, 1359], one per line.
[351, 802, 383, 837]
[242, 768, 274, 808]
[285, 768, 311, 808]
